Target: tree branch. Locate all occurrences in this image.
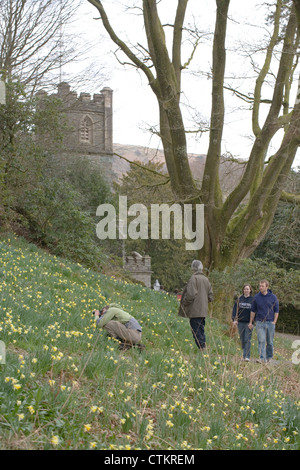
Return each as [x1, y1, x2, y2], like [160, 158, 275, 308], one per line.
[202, 0, 230, 209]
[280, 190, 300, 203]
[113, 152, 169, 179]
[135, 178, 171, 190]
[87, 0, 157, 90]
[172, 0, 189, 92]
[252, 0, 282, 136]
[223, 85, 271, 104]
[221, 6, 298, 226]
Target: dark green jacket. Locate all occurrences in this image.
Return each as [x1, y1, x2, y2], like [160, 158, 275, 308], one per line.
[179, 271, 213, 318]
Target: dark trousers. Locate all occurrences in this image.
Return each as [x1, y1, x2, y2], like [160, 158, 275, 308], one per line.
[190, 317, 206, 350]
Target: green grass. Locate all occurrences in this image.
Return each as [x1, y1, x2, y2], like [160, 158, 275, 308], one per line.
[0, 233, 299, 450]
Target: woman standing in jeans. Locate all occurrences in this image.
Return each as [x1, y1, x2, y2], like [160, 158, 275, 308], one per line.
[232, 284, 254, 361]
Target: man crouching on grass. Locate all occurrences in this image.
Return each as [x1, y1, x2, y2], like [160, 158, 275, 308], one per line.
[93, 303, 145, 351]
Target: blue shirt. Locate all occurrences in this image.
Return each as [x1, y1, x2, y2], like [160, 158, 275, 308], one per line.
[232, 295, 254, 322]
[251, 289, 279, 322]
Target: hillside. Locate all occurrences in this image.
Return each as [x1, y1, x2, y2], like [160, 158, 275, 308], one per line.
[113, 143, 245, 197]
[0, 234, 299, 450]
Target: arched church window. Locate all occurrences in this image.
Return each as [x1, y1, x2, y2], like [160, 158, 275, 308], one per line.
[80, 115, 93, 144]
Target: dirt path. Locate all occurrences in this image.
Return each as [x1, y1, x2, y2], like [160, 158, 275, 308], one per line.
[276, 332, 300, 343]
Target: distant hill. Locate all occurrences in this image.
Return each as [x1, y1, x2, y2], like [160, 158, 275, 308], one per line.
[113, 143, 246, 198]
[112, 143, 168, 179]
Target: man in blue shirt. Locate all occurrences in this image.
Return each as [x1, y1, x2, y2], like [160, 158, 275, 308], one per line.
[248, 280, 279, 363]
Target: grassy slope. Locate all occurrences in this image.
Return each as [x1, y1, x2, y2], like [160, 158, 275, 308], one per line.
[0, 234, 299, 450]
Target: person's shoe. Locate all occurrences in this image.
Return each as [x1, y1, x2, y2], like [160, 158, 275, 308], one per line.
[244, 358, 250, 362]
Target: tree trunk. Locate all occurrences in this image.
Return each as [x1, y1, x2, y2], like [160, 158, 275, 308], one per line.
[200, 0, 230, 269]
[143, 0, 197, 200]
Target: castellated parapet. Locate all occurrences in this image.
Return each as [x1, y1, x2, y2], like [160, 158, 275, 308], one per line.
[124, 252, 152, 288]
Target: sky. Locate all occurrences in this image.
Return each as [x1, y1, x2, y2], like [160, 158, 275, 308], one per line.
[63, 0, 300, 169]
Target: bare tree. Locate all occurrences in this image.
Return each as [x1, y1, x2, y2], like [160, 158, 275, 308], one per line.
[0, 0, 80, 92]
[87, 0, 300, 270]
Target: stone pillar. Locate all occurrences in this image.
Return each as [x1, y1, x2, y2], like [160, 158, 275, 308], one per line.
[101, 87, 113, 154]
[124, 253, 152, 288]
[57, 82, 71, 97]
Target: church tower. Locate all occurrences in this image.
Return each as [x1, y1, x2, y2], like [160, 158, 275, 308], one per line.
[36, 82, 115, 182]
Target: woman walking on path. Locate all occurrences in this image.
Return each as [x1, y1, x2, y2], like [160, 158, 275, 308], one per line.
[232, 284, 254, 361]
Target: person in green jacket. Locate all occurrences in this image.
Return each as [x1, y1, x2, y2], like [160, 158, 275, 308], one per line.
[178, 260, 213, 351]
[93, 303, 144, 350]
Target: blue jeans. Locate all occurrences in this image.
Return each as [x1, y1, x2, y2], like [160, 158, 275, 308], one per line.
[256, 321, 275, 361]
[238, 322, 253, 359]
[190, 317, 206, 350]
